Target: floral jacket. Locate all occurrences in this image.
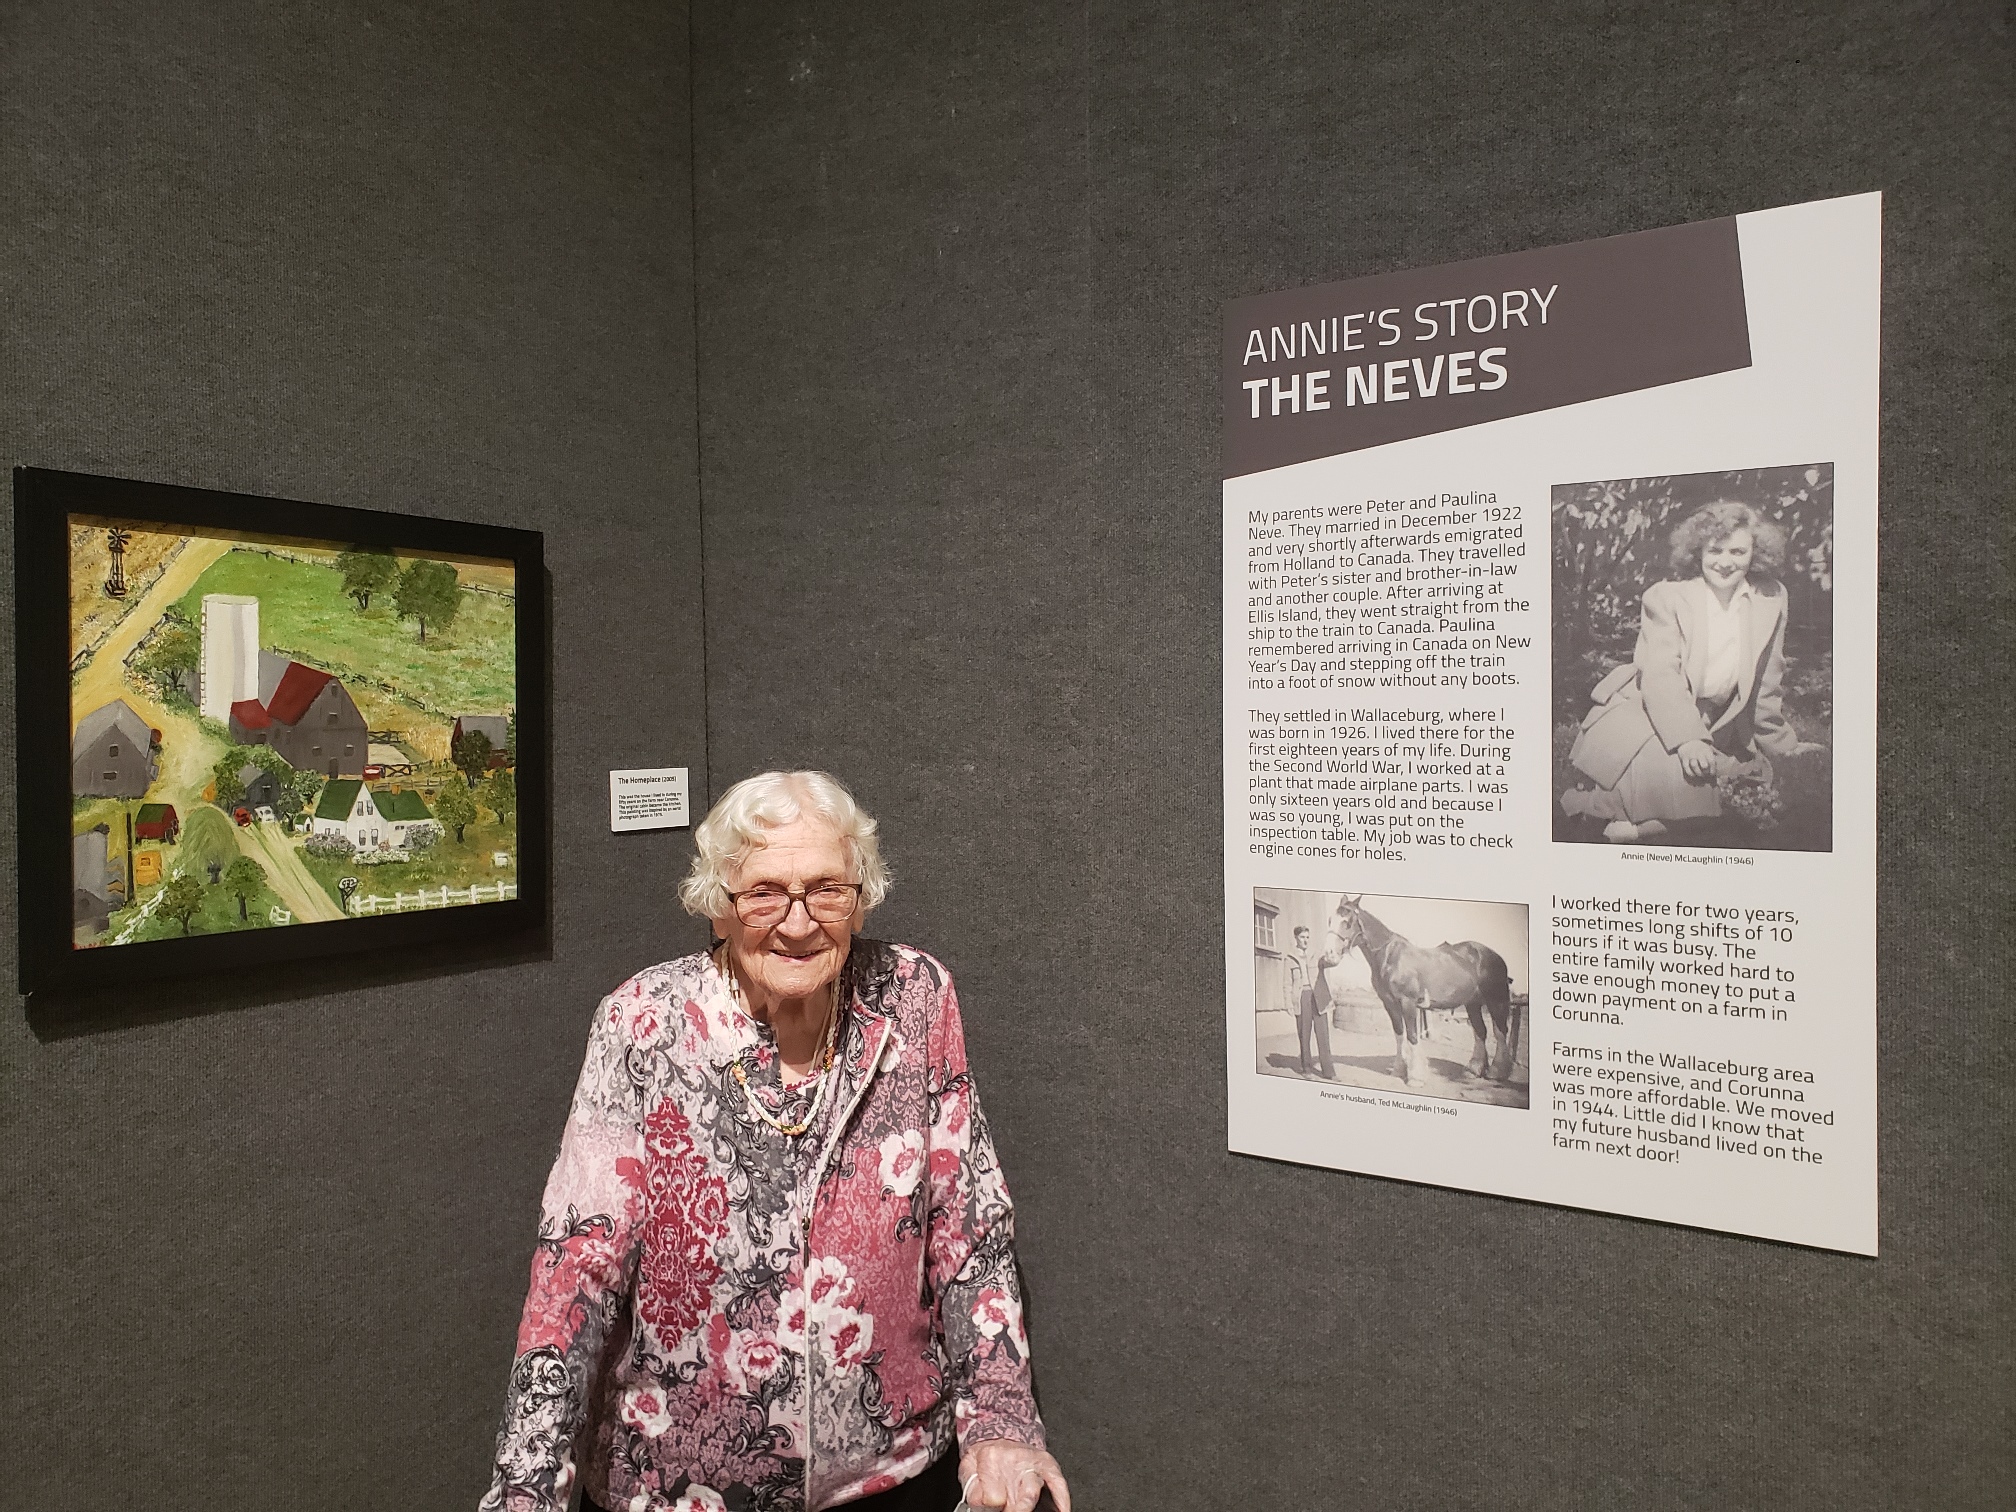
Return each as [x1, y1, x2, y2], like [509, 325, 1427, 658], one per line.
[481, 941, 1043, 1512]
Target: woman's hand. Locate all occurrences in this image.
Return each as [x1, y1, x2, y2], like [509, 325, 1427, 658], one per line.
[1677, 739, 1717, 780]
[959, 1439, 1070, 1512]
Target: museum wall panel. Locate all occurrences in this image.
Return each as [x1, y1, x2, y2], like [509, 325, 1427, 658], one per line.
[693, 3, 2011, 1509]
[0, 4, 705, 1508]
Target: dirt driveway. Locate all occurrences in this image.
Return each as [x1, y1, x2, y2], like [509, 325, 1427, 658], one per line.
[235, 821, 344, 923]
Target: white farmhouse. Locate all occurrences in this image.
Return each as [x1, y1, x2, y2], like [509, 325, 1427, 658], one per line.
[310, 779, 435, 851]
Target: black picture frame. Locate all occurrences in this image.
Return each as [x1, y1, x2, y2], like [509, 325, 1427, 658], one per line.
[14, 467, 549, 999]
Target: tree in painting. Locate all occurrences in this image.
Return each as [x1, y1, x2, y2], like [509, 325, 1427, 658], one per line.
[394, 559, 462, 642]
[211, 751, 248, 810]
[434, 781, 477, 843]
[134, 617, 199, 704]
[480, 768, 516, 828]
[336, 546, 399, 611]
[159, 875, 205, 936]
[452, 728, 493, 788]
[224, 856, 267, 921]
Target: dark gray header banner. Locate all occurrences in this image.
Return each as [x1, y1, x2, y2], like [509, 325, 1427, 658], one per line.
[1223, 217, 1750, 479]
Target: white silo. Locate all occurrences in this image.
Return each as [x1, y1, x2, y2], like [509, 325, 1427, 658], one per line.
[200, 594, 260, 721]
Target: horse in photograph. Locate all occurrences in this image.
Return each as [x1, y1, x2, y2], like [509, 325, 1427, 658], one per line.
[1327, 896, 1521, 1086]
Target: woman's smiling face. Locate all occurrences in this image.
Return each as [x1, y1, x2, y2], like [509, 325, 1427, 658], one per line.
[713, 816, 862, 1011]
[1701, 528, 1754, 590]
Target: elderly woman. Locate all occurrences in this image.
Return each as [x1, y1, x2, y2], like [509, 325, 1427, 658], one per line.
[1562, 501, 1821, 843]
[482, 771, 1068, 1512]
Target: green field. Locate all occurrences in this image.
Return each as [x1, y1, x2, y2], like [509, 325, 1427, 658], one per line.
[174, 549, 516, 717]
[178, 805, 241, 873]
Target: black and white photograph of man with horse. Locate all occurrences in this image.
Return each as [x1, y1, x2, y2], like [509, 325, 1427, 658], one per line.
[1254, 888, 1531, 1107]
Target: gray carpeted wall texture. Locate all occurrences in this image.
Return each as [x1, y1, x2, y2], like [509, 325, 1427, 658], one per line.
[2, 4, 708, 1506]
[4, 2, 2009, 1509]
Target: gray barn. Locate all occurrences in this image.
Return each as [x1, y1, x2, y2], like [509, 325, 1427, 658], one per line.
[71, 699, 157, 799]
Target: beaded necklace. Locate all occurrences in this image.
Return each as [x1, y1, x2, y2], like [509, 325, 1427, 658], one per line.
[720, 946, 842, 1139]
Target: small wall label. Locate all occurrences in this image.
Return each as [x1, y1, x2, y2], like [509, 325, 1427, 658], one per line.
[610, 768, 690, 832]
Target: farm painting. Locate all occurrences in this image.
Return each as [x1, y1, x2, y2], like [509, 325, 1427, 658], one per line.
[66, 515, 522, 949]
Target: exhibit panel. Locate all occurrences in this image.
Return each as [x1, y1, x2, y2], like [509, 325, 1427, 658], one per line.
[1223, 196, 1881, 1253]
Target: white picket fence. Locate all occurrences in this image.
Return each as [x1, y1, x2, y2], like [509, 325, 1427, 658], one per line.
[109, 862, 184, 945]
[348, 881, 518, 916]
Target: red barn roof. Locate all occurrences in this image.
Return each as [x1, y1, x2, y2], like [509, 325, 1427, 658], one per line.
[265, 662, 335, 725]
[230, 699, 272, 730]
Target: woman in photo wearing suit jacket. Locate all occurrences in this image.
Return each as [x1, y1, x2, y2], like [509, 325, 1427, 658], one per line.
[1562, 501, 1821, 843]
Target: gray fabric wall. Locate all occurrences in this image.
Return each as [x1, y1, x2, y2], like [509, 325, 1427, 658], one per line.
[3, 3, 2010, 1509]
[691, 4, 2011, 1511]
[0, 4, 706, 1507]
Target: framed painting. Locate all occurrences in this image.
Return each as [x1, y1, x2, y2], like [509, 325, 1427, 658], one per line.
[14, 467, 548, 996]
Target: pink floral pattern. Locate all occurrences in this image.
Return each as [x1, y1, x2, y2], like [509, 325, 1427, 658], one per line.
[637, 1101, 727, 1344]
[878, 1130, 926, 1198]
[970, 1290, 1013, 1339]
[480, 943, 1043, 1512]
[622, 1386, 676, 1438]
[822, 1307, 876, 1371]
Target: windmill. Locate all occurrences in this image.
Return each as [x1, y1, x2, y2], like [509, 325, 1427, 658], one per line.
[103, 528, 133, 598]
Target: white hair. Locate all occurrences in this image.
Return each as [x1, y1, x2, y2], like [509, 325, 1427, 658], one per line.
[678, 770, 892, 919]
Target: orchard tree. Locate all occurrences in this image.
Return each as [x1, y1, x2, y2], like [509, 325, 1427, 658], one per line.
[394, 559, 461, 642]
[211, 752, 248, 809]
[451, 729, 493, 788]
[159, 875, 205, 935]
[224, 856, 267, 921]
[136, 622, 200, 701]
[336, 547, 399, 612]
[479, 768, 516, 828]
[434, 781, 477, 843]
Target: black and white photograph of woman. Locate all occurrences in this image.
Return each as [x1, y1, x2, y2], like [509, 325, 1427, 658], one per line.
[1553, 465, 1834, 851]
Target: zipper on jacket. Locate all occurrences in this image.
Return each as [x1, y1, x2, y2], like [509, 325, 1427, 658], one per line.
[800, 1010, 892, 1510]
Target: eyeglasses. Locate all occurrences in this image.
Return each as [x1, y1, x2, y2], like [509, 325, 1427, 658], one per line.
[727, 881, 864, 927]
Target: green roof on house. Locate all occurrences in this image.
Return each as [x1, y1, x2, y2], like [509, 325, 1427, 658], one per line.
[314, 778, 363, 821]
[136, 803, 174, 824]
[372, 788, 432, 821]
